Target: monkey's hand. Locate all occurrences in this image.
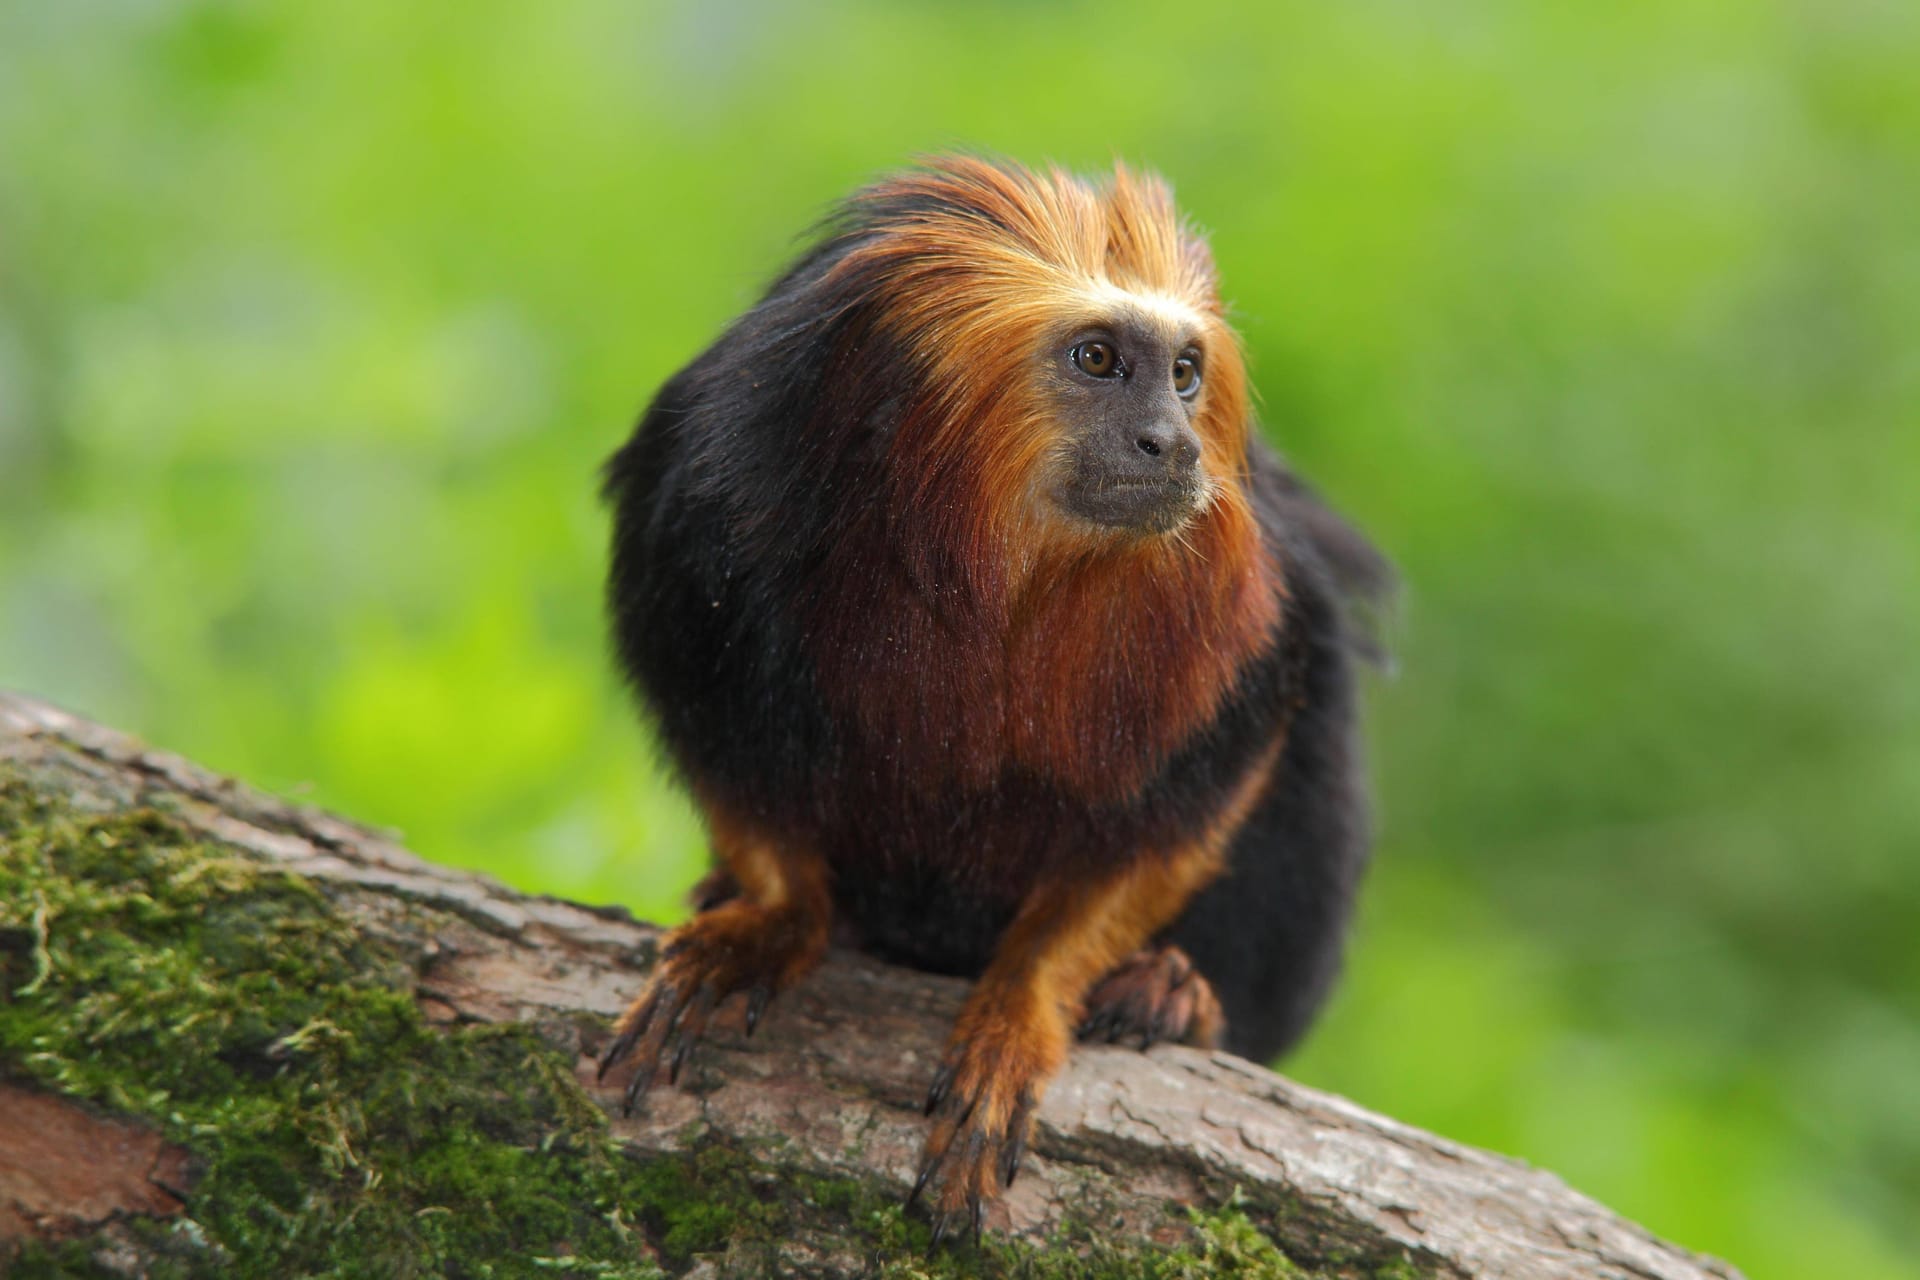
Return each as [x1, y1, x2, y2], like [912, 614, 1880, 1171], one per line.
[1078, 943, 1225, 1050]
[909, 986, 1065, 1247]
[597, 896, 826, 1112]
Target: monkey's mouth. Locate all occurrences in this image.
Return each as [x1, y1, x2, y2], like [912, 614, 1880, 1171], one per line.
[1055, 472, 1206, 535]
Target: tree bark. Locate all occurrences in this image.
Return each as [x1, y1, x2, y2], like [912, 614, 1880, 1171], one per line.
[0, 691, 1743, 1279]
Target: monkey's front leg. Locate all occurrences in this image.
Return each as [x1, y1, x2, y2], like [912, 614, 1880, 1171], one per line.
[597, 809, 830, 1111]
[911, 849, 1224, 1244]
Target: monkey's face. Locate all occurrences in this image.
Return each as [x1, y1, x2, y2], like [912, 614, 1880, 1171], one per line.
[1044, 303, 1212, 536]
[836, 158, 1252, 555]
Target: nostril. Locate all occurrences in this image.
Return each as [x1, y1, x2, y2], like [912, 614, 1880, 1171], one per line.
[1136, 437, 1163, 457]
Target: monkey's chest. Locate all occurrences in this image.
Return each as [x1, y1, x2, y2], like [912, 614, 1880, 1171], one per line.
[829, 857, 1017, 976]
[805, 555, 1270, 809]
[797, 571, 1280, 974]
[814, 766, 1170, 976]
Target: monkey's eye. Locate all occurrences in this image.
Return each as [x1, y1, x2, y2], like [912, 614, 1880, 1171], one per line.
[1172, 353, 1201, 397]
[1071, 340, 1120, 378]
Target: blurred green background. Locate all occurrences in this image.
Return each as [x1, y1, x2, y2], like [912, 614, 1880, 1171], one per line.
[2, 2, 1916, 1275]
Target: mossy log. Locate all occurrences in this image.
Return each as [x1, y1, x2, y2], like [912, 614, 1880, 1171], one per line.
[0, 691, 1743, 1280]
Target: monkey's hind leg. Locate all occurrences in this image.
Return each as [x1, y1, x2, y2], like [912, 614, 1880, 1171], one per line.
[1076, 942, 1225, 1050]
[596, 810, 829, 1112]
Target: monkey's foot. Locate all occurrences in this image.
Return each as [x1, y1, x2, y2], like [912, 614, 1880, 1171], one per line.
[909, 1005, 1062, 1248]
[596, 900, 824, 1113]
[1077, 943, 1224, 1050]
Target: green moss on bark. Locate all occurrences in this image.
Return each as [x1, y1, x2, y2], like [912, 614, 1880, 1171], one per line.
[0, 776, 1428, 1279]
[0, 777, 666, 1278]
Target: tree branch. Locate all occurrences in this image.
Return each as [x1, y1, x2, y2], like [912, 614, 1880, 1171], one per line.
[0, 691, 1742, 1279]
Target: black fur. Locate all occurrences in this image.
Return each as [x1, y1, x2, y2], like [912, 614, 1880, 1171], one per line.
[1168, 450, 1387, 1060]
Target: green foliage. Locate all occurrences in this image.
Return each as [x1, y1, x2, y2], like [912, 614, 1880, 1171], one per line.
[1, 4, 1915, 1277]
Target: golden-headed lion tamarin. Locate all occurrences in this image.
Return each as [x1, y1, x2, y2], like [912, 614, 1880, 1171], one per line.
[598, 155, 1388, 1241]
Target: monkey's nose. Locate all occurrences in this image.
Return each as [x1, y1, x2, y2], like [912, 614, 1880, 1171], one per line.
[1134, 420, 1201, 470]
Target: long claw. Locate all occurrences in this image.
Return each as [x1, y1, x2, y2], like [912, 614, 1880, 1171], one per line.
[999, 1126, 1027, 1188]
[928, 1212, 952, 1253]
[744, 985, 772, 1036]
[925, 1062, 955, 1116]
[597, 1030, 636, 1082]
[907, 1156, 936, 1211]
[668, 1030, 697, 1084]
[958, 1126, 987, 1171]
[622, 1062, 656, 1116]
[599, 986, 664, 1080]
[664, 987, 695, 1036]
[969, 1195, 984, 1246]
